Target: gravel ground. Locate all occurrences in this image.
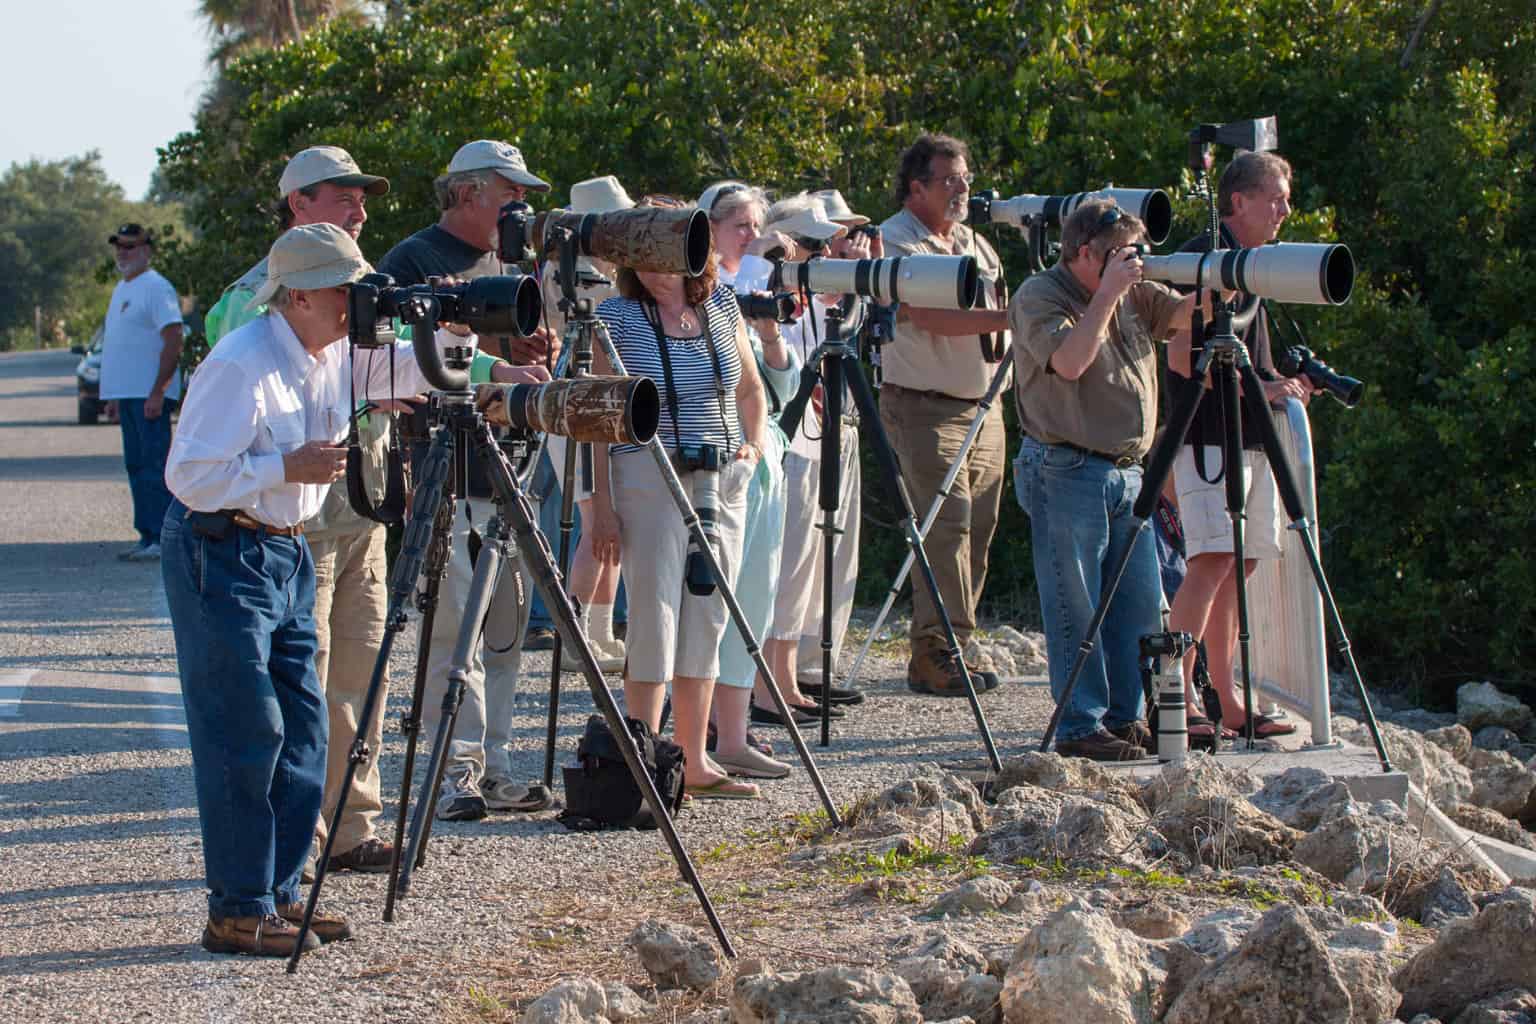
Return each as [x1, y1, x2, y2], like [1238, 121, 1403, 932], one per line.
[0, 349, 1060, 1023]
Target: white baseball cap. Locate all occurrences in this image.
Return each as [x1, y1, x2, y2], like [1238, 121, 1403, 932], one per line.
[250, 223, 373, 308]
[447, 140, 550, 192]
[277, 145, 389, 198]
[570, 175, 635, 214]
[698, 180, 751, 214]
[812, 189, 869, 227]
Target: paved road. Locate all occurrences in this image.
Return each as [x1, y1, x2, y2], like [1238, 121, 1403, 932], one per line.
[0, 348, 1057, 1023]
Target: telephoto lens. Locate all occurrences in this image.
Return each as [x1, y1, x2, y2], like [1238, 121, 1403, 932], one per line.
[499, 203, 712, 276]
[772, 254, 980, 310]
[1141, 243, 1355, 306]
[736, 292, 798, 324]
[971, 188, 1174, 245]
[499, 376, 661, 444]
[1276, 345, 1364, 407]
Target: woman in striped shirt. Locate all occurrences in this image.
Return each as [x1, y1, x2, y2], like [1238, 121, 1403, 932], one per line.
[589, 197, 770, 800]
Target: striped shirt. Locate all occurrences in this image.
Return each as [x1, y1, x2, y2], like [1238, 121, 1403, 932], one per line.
[600, 285, 743, 455]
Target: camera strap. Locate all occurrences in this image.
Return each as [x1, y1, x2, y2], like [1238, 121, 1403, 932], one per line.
[345, 345, 407, 525]
[644, 299, 731, 453]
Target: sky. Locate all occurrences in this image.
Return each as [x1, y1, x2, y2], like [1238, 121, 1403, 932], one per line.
[4, 2, 210, 200]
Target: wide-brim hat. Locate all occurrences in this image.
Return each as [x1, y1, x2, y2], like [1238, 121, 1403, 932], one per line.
[249, 222, 373, 309]
[570, 175, 635, 214]
[278, 145, 389, 197]
[448, 139, 550, 192]
[765, 205, 847, 242]
[108, 222, 153, 246]
[812, 188, 869, 227]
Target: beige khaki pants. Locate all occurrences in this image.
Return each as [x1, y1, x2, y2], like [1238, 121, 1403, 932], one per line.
[309, 525, 389, 856]
[877, 386, 1006, 663]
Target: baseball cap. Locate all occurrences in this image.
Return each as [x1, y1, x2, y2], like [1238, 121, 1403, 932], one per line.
[108, 223, 153, 246]
[812, 189, 870, 227]
[698, 180, 750, 214]
[570, 175, 635, 214]
[447, 140, 550, 192]
[249, 223, 373, 309]
[278, 145, 389, 198]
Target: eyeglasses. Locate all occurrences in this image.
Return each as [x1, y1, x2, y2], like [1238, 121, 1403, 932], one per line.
[112, 241, 146, 251]
[923, 172, 975, 190]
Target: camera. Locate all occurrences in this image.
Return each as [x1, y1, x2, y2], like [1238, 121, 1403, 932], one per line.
[347, 271, 542, 348]
[1276, 345, 1364, 407]
[736, 292, 798, 324]
[850, 224, 879, 241]
[676, 443, 723, 596]
[771, 254, 980, 310]
[1140, 630, 1194, 660]
[970, 187, 1174, 246]
[1140, 243, 1355, 306]
[498, 203, 712, 277]
[489, 375, 662, 444]
[1100, 241, 1151, 276]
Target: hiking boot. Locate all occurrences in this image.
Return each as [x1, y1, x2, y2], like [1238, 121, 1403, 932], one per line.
[906, 650, 976, 698]
[276, 901, 354, 944]
[481, 775, 553, 812]
[523, 626, 557, 651]
[436, 768, 487, 821]
[1056, 729, 1147, 762]
[963, 661, 1003, 692]
[326, 836, 394, 874]
[201, 913, 320, 957]
[1109, 720, 1153, 750]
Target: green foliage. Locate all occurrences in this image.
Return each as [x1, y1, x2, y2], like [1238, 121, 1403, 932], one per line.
[835, 834, 990, 885]
[157, 0, 1536, 698]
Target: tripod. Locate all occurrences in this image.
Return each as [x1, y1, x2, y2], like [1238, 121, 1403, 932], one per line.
[1034, 297, 1393, 773]
[779, 301, 1002, 772]
[289, 335, 737, 971]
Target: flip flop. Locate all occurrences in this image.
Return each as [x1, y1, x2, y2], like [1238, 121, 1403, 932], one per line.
[1188, 714, 1218, 737]
[684, 777, 761, 800]
[1230, 712, 1297, 738]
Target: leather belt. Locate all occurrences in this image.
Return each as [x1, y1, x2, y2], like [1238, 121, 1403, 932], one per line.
[1062, 444, 1140, 470]
[224, 509, 305, 536]
[884, 382, 982, 405]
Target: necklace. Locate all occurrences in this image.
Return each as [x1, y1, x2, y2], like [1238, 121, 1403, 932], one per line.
[676, 310, 695, 333]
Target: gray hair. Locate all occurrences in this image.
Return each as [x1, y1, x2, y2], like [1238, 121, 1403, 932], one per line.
[708, 182, 768, 224]
[434, 168, 497, 212]
[1218, 152, 1292, 216]
[265, 286, 292, 310]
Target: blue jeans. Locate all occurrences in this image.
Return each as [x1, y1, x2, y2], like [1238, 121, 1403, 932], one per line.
[161, 501, 327, 919]
[119, 398, 174, 545]
[1014, 439, 1160, 742]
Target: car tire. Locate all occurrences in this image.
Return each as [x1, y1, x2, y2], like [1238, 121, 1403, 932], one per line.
[78, 396, 100, 425]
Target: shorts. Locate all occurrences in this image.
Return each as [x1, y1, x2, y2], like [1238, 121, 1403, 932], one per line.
[545, 436, 596, 502]
[1173, 446, 1284, 561]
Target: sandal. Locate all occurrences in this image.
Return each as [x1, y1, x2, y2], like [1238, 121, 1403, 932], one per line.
[1187, 714, 1218, 737]
[684, 777, 761, 800]
[1228, 712, 1297, 738]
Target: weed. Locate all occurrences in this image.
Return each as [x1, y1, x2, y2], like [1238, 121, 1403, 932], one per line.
[467, 985, 507, 1019]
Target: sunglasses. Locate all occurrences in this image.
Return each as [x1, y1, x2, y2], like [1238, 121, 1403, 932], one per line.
[112, 241, 147, 251]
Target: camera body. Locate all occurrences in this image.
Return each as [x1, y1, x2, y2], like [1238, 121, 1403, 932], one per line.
[850, 224, 879, 241]
[1140, 630, 1194, 661]
[677, 443, 724, 596]
[347, 271, 542, 349]
[1277, 345, 1364, 408]
[736, 292, 798, 324]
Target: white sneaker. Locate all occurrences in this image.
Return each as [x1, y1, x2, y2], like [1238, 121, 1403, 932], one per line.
[560, 637, 626, 674]
[480, 775, 552, 812]
[435, 768, 487, 821]
[118, 542, 162, 562]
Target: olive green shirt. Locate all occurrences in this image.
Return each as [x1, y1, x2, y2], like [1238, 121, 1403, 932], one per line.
[878, 207, 1009, 401]
[1010, 262, 1185, 459]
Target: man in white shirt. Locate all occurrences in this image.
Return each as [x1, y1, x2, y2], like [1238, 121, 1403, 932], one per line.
[100, 224, 183, 561]
[161, 223, 545, 956]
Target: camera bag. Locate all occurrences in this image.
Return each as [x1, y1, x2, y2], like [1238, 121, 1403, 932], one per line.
[559, 714, 686, 831]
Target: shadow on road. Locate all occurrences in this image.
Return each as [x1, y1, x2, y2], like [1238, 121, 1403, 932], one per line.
[0, 454, 124, 481]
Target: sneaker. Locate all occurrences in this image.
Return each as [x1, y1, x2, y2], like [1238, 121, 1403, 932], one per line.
[436, 768, 488, 821]
[275, 901, 354, 944]
[559, 640, 625, 675]
[481, 775, 553, 812]
[524, 626, 557, 651]
[326, 836, 394, 874]
[117, 542, 162, 562]
[201, 913, 319, 957]
[1056, 729, 1147, 762]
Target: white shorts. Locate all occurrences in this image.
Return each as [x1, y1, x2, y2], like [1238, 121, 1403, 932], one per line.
[1173, 446, 1284, 561]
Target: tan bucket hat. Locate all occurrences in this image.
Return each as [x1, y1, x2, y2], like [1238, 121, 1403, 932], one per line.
[570, 175, 636, 214]
[812, 188, 870, 227]
[250, 223, 373, 308]
[766, 204, 847, 243]
[278, 145, 389, 197]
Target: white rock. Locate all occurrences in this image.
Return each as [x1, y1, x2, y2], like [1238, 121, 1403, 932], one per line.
[521, 976, 611, 1024]
[1001, 903, 1161, 1024]
[628, 919, 722, 991]
[1458, 682, 1534, 734]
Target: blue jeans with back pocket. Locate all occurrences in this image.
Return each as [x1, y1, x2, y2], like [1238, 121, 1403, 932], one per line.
[161, 500, 327, 919]
[1013, 438, 1160, 743]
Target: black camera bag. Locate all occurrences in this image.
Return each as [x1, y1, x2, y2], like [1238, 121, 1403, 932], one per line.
[559, 714, 685, 830]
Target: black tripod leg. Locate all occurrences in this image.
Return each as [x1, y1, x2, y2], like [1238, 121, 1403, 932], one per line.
[383, 476, 455, 922]
[290, 430, 456, 970]
[1215, 360, 1257, 748]
[543, 433, 581, 787]
[843, 359, 1001, 772]
[1234, 360, 1394, 772]
[1039, 362, 1213, 752]
[818, 353, 843, 747]
[472, 423, 737, 958]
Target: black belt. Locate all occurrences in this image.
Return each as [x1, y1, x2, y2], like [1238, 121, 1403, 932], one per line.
[1053, 442, 1141, 470]
[885, 382, 982, 405]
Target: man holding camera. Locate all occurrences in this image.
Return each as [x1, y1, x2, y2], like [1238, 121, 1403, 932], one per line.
[162, 223, 503, 955]
[879, 133, 1012, 697]
[1010, 199, 1200, 761]
[101, 223, 182, 562]
[203, 145, 404, 878]
[377, 139, 559, 821]
[1165, 152, 1309, 739]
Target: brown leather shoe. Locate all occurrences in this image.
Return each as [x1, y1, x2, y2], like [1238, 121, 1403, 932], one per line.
[1056, 729, 1147, 762]
[327, 836, 394, 874]
[1109, 720, 1153, 749]
[276, 901, 354, 944]
[907, 649, 976, 698]
[201, 913, 321, 956]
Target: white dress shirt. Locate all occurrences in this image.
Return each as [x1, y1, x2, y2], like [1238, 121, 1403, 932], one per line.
[167, 311, 468, 527]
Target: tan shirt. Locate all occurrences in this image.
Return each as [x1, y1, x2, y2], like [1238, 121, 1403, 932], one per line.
[1010, 262, 1185, 459]
[879, 207, 1009, 401]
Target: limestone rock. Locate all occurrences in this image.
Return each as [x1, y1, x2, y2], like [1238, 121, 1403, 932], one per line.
[1141, 756, 1298, 869]
[1426, 724, 1475, 763]
[1292, 806, 1421, 891]
[927, 876, 1021, 917]
[1448, 803, 1536, 851]
[911, 931, 990, 975]
[1001, 902, 1162, 1024]
[603, 983, 649, 1022]
[891, 956, 1001, 1024]
[994, 752, 1119, 795]
[1467, 748, 1536, 819]
[1459, 682, 1534, 735]
[971, 786, 1151, 868]
[1395, 888, 1536, 1020]
[628, 919, 722, 991]
[1160, 907, 1261, 1010]
[730, 966, 922, 1024]
[1450, 988, 1536, 1024]
[521, 976, 612, 1024]
[1475, 726, 1524, 753]
[1334, 717, 1475, 808]
[846, 767, 987, 846]
[1164, 903, 1398, 1024]
[1395, 708, 1460, 733]
[1415, 866, 1479, 928]
[1114, 902, 1191, 940]
[1249, 766, 1354, 831]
